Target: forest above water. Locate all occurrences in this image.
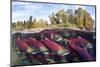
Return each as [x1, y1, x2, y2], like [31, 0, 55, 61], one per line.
[12, 8, 95, 32]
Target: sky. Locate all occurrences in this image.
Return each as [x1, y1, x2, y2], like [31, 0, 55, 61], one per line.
[12, 1, 96, 24]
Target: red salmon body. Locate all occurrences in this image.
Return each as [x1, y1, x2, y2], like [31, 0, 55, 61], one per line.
[16, 37, 29, 52]
[41, 38, 63, 52]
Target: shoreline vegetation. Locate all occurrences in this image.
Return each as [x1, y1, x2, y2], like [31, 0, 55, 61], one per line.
[12, 8, 95, 33]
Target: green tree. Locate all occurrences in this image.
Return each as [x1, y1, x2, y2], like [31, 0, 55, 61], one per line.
[12, 23, 16, 29]
[74, 8, 84, 29]
[74, 8, 93, 30]
[28, 16, 33, 29]
[49, 12, 56, 25]
[83, 10, 93, 30]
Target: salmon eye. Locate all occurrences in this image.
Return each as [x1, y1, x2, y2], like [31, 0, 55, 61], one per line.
[27, 47, 34, 53]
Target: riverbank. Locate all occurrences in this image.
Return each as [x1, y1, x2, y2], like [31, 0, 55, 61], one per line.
[12, 27, 95, 34]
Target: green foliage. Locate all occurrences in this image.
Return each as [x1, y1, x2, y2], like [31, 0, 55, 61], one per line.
[12, 16, 49, 31]
[49, 8, 94, 30]
[12, 8, 94, 31]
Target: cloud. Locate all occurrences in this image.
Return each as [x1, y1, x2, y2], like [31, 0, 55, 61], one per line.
[12, 1, 45, 22]
[91, 15, 95, 21]
[12, 1, 96, 23]
[74, 5, 87, 10]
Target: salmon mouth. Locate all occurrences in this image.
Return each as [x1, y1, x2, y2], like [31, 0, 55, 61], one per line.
[57, 49, 70, 56]
[61, 51, 70, 56]
[43, 52, 49, 55]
